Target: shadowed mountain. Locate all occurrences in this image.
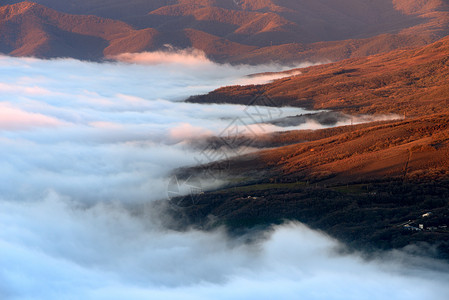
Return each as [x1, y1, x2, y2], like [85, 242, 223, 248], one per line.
[1, 0, 449, 62]
[167, 114, 449, 257]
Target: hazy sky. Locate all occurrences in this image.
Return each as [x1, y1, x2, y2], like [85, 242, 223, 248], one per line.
[0, 53, 448, 300]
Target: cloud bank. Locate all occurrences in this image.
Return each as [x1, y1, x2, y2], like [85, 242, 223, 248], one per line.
[1, 197, 448, 300]
[111, 48, 212, 66]
[0, 53, 448, 300]
[0, 54, 309, 203]
[111, 49, 312, 85]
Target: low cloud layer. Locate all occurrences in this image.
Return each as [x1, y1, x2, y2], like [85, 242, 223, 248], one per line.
[111, 48, 212, 66]
[111, 49, 311, 85]
[268, 111, 403, 130]
[0, 53, 448, 299]
[1, 197, 448, 300]
[0, 54, 308, 203]
[237, 70, 304, 85]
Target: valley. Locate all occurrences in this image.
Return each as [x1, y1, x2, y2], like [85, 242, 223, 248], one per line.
[1, 1, 449, 297]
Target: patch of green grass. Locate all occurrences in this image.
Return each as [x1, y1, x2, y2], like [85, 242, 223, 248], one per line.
[218, 182, 308, 193]
[330, 184, 368, 195]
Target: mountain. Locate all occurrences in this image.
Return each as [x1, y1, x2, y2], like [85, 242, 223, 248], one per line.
[0, 1, 159, 59]
[189, 35, 449, 116]
[1, 0, 449, 62]
[176, 36, 449, 256]
[1, 0, 448, 259]
[187, 34, 449, 191]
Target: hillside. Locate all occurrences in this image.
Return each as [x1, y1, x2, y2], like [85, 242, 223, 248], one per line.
[1, 0, 449, 62]
[165, 114, 449, 258]
[174, 37, 449, 257]
[0, 1, 160, 59]
[189, 35, 449, 115]
[1, 0, 449, 258]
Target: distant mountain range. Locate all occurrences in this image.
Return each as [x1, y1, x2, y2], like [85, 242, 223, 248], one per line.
[1, 0, 449, 63]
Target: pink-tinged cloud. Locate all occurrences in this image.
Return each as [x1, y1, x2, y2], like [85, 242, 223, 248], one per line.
[0, 83, 56, 96]
[111, 49, 212, 66]
[0, 102, 64, 130]
[169, 123, 213, 142]
[237, 70, 303, 85]
[89, 121, 124, 130]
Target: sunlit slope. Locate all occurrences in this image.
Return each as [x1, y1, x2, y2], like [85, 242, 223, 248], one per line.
[190, 35, 449, 116]
[0, 2, 159, 59]
[255, 115, 449, 183]
[1, 0, 449, 62]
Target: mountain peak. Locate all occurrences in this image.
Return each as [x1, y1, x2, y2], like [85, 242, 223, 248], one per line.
[6, 1, 37, 11]
[0, 1, 44, 19]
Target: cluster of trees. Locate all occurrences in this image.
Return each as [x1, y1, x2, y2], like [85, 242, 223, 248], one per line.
[167, 179, 449, 260]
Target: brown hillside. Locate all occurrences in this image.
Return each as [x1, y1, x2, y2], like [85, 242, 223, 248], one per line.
[0, 1, 160, 59]
[189, 36, 449, 116]
[170, 114, 449, 256]
[2, 0, 449, 63]
[185, 114, 449, 186]
[185, 36, 449, 189]
[257, 114, 449, 184]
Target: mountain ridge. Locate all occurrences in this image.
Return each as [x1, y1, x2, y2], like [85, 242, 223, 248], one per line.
[0, 1, 161, 59]
[188, 35, 449, 116]
[1, 0, 449, 63]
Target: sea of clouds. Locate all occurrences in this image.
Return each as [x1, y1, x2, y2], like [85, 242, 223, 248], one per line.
[0, 53, 448, 300]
